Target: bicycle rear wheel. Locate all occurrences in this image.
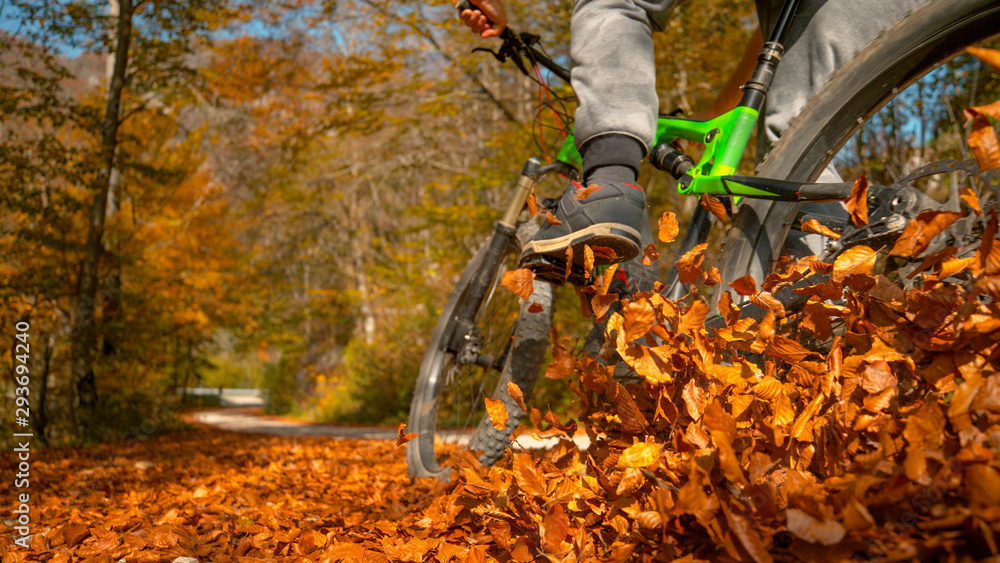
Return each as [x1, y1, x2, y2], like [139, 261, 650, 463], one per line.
[719, 0, 1000, 291]
[406, 222, 553, 481]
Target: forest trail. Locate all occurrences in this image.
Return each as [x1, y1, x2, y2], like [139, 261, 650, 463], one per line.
[191, 408, 592, 450]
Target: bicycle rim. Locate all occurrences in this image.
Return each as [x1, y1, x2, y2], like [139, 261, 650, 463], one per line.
[718, 0, 1000, 295]
[406, 228, 553, 481]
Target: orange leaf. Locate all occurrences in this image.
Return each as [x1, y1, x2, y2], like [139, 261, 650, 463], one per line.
[395, 422, 418, 446]
[960, 187, 982, 216]
[700, 194, 727, 222]
[833, 245, 876, 281]
[617, 441, 663, 468]
[658, 211, 679, 243]
[676, 243, 708, 284]
[527, 186, 538, 217]
[968, 47, 1000, 75]
[545, 210, 561, 225]
[965, 111, 1000, 171]
[541, 504, 570, 554]
[513, 453, 547, 497]
[641, 243, 659, 265]
[583, 245, 595, 273]
[800, 219, 841, 240]
[889, 211, 963, 257]
[749, 291, 785, 318]
[501, 268, 535, 300]
[728, 274, 757, 296]
[845, 174, 868, 227]
[528, 302, 544, 313]
[718, 290, 740, 326]
[484, 396, 508, 430]
[574, 184, 600, 200]
[621, 298, 656, 342]
[591, 293, 619, 320]
[507, 382, 527, 413]
[785, 508, 846, 546]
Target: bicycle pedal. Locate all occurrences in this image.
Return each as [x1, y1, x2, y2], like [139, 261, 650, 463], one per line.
[521, 254, 593, 286]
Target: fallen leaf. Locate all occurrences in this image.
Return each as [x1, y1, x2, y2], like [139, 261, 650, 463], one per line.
[785, 508, 846, 545]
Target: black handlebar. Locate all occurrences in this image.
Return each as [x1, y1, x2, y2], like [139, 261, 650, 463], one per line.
[455, 0, 572, 84]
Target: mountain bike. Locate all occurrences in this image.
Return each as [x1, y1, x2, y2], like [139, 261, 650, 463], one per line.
[406, 0, 1000, 481]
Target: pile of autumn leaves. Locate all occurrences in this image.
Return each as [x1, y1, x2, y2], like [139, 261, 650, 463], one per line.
[476, 228, 1000, 561]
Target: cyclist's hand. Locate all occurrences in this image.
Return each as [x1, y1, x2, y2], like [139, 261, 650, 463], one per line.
[460, 0, 507, 39]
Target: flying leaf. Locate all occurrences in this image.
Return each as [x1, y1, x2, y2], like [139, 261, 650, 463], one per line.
[545, 210, 562, 225]
[965, 108, 1000, 171]
[574, 184, 600, 200]
[591, 293, 619, 320]
[728, 274, 757, 296]
[889, 211, 963, 257]
[527, 186, 538, 217]
[501, 268, 535, 300]
[800, 219, 841, 239]
[832, 245, 876, 281]
[658, 211, 679, 243]
[484, 397, 508, 430]
[960, 187, 982, 216]
[700, 194, 727, 222]
[622, 298, 656, 342]
[618, 441, 663, 468]
[968, 47, 1000, 75]
[395, 422, 418, 447]
[507, 382, 527, 413]
[676, 243, 708, 284]
[528, 302, 544, 313]
[845, 174, 868, 227]
[584, 244, 595, 273]
[641, 243, 659, 265]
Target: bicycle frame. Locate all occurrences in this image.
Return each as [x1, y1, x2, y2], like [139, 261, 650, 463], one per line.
[547, 0, 858, 203]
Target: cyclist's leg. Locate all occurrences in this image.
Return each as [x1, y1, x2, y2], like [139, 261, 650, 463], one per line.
[520, 0, 684, 281]
[759, 0, 928, 257]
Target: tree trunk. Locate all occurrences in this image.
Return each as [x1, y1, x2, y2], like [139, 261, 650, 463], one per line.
[33, 334, 52, 446]
[69, 0, 133, 438]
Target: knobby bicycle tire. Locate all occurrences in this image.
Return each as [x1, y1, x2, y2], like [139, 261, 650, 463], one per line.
[718, 0, 1000, 293]
[406, 222, 554, 481]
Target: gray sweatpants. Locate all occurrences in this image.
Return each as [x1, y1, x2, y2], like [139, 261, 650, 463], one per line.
[570, 0, 928, 155]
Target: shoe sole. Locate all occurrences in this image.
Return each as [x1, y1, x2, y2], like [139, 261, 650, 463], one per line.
[519, 223, 642, 285]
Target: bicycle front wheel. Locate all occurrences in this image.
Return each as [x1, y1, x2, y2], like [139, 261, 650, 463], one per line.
[406, 222, 553, 481]
[719, 0, 1000, 290]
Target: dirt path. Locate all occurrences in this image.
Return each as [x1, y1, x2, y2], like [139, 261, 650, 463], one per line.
[190, 408, 591, 450]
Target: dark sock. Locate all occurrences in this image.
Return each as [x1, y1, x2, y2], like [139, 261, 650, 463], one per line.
[587, 165, 636, 187]
[580, 134, 644, 183]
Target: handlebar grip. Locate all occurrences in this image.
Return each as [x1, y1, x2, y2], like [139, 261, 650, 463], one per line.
[455, 0, 493, 24]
